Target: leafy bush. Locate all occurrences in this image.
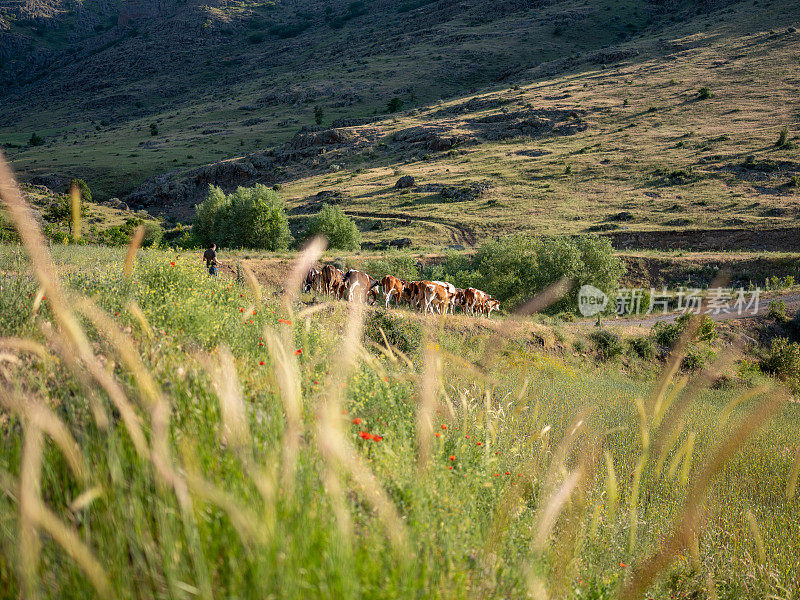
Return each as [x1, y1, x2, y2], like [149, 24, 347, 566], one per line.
[387, 97, 404, 113]
[629, 336, 656, 360]
[314, 105, 324, 125]
[304, 204, 361, 251]
[364, 254, 420, 282]
[149, 123, 158, 136]
[364, 311, 421, 356]
[697, 87, 711, 100]
[590, 330, 624, 361]
[141, 221, 163, 248]
[29, 133, 44, 146]
[653, 314, 716, 347]
[428, 234, 623, 313]
[682, 346, 711, 372]
[769, 299, 789, 323]
[70, 178, 92, 203]
[760, 337, 800, 391]
[193, 185, 291, 251]
[777, 127, 789, 148]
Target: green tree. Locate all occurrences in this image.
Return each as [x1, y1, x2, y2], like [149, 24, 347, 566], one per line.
[29, 133, 44, 147]
[193, 185, 291, 250]
[305, 204, 361, 251]
[70, 179, 92, 203]
[314, 105, 324, 126]
[387, 97, 404, 113]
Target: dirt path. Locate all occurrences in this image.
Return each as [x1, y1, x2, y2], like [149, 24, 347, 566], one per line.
[343, 210, 478, 246]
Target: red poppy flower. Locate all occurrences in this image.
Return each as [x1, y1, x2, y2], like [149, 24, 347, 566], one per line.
[170, 262, 175, 266]
[493, 473, 500, 477]
[435, 433, 441, 438]
[278, 319, 292, 325]
[476, 442, 482, 446]
[294, 349, 303, 356]
[258, 342, 264, 346]
[441, 424, 447, 430]
[372, 435, 383, 442]
[252, 309, 257, 315]
[313, 380, 319, 385]
[505, 471, 510, 475]
[619, 562, 627, 568]
[114, 312, 119, 316]
[449, 455, 455, 461]
[359, 431, 372, 440]
[239, 308, 245, 312]
[384, 376, 389, 382]
[351, 418, 362, 425]
[258, 361, 265, 366]
[465, 434, 471, 439]
[448, 466, 453, 470]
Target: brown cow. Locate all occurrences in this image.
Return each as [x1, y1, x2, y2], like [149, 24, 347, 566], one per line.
[464, 287, 489, 317]
[320, 265, 344, 296]
[372, 275, 406, 309]
[484, 297, 500, 319]
[422, 281, 449, 315]
[304, 267, 320, 293]
[342, 269, 376, 304]
[402, 281, 425, 310]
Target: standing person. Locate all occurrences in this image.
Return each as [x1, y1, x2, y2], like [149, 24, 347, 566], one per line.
[203, 243, 219, 276]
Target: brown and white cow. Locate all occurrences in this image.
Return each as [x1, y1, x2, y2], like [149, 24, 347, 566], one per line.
[402, 281, 425, 311]
[342, 270, 377, 304]
[453, 288, 467, 313]
[464, 287, 489, 317]
[484, 297, 500, 319]
[372, 275, 406, 309]
[432, 281, 456, 314]
[320, 265, 344, 296]
[422, 281, 450, 315]
[304, 267, 320, 293]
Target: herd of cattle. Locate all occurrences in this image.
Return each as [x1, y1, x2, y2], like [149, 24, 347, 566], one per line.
[304, 265, 501, 318]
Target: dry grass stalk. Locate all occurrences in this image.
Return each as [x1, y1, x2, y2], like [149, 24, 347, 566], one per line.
[124, 224, 145, 278]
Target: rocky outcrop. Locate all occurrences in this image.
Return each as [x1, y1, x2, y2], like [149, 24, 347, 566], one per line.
[395, 175, 415, 189]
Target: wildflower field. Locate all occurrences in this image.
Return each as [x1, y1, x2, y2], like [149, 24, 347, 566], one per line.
[1, 237, 799, 600]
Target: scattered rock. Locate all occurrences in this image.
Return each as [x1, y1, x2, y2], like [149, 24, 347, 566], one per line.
[102, 197, 129, 211]
[395, 175, 415, 189]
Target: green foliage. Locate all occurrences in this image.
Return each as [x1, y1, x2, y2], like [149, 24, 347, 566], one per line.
[364, 254, 419, 282]
[429, 234, 623, 313]
[193, 185, 291, 250]
[304, 204, 361, 251]
[149, 122, 158, 136]
[697, 87, 711, 100]
[387, 97, 404, 113]
[628, 335, 656, 360]
[269, 18, 311, 38]
[28, 132, 44, 147]
[760, 337, 800, 391]
[141, 221, 163, 247]
[589, 330, 624, 361]
[768, 299, 789, 323]
[314, 104, 324, 125]
[364, 311, 421, 355]
[652, 313, 716, 347]
[682, 346, 712, 372]
[776, 127, 789, 147]
[70, 178, 92, 203]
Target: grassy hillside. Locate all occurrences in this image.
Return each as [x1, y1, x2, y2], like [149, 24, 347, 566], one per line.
[3, 0, 798, 224]
[1, 242, 799, 599]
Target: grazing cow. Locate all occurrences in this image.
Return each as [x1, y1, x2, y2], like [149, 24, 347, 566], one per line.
[422, 281, 449, 315]
[342, 270, 376, 304]
[484, 297, 500, 319]
[372, 275, 406, 309]
[320, 265, 344, 296]
[453, 288, 466, 313]
[402, 281, 425, 310]
[464, 287, 489, 317]
[432, 280, 456, 314]
[304, 267, 320, 293]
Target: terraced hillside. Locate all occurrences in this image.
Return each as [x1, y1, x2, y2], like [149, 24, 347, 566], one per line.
[2, 0, 799, 249]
